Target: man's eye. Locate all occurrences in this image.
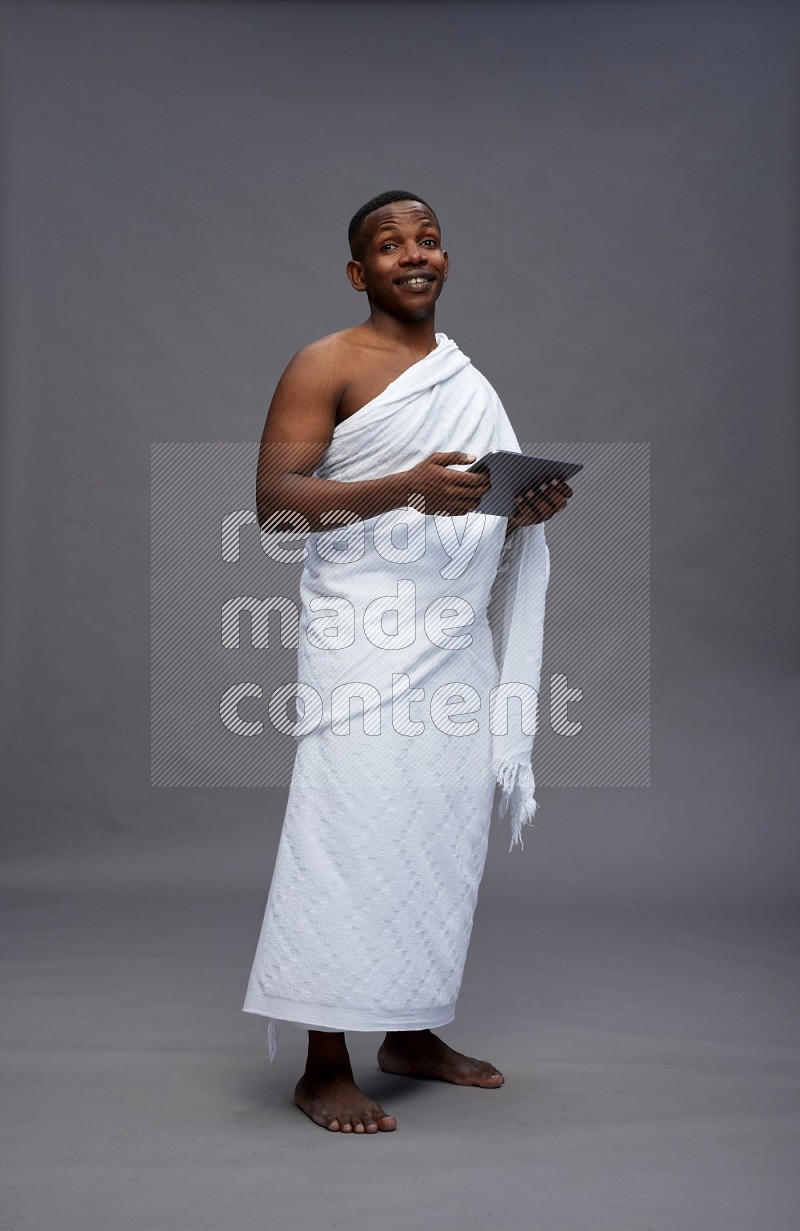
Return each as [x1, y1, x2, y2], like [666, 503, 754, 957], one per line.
[422, 238, 438, 246]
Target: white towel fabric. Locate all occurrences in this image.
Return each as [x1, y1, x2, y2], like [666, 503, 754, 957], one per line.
[242, 333, 550, 1060]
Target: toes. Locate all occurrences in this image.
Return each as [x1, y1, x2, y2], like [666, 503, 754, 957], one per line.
[339, 1116, 353, 1132]
[460, 1057, 504, 1086]
[364, 1119, 379, 1133]
[353, 1120, 366, 1133]
[377, 1113, 398, 1131]
[326, 1117, 341, 1131]
[467, 1055, 502, 1078]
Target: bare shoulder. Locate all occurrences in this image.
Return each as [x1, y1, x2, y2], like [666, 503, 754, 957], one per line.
[266, 326, 382, 434]
[263, 331, 359, 439]
[283, 327, 365, 383]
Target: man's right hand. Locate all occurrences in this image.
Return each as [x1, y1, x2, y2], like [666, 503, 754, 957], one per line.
[404, 452, 491, 516]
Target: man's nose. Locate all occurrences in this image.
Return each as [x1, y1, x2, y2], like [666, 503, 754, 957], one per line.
[400, 241, 426, 264]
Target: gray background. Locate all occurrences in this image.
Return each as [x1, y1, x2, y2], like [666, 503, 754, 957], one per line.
[1, 1, 798, 1228]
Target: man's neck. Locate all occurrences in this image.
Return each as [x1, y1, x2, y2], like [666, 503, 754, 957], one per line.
[363, 307, 438, 356]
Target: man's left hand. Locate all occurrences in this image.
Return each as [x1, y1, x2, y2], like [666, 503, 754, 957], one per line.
[505, 477, 573, 536]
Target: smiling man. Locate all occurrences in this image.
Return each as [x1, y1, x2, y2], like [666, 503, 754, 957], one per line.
[242, 190, 572, 1133]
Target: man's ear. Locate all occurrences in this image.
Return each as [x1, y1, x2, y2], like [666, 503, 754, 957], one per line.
[443, 251, 449, 282]
[346, 260, 367, 292]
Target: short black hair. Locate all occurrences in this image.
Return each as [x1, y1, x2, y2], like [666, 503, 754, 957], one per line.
[348, 190, 439, 259]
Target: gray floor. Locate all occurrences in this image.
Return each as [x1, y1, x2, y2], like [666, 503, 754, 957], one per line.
[3, 883, 798, 1230]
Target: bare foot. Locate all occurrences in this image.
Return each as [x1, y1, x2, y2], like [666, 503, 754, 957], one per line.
[377, 1029, 504, 1087]
[294, 1070, 397, 1132]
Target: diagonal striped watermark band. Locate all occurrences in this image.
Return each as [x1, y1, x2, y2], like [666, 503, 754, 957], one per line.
[151, 442, 649, 788]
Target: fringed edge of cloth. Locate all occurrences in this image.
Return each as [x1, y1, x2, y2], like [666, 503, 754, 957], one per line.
[266, 1017, 282, 1062]
[494, 757, 538, 852]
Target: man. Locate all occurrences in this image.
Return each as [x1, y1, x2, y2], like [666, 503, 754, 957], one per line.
[243, 190, 572, 1133]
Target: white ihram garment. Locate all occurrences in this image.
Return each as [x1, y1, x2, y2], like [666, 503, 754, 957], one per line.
[242, 334, 550, 1059]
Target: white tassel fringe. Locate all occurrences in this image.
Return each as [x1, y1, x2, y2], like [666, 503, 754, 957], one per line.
[266, 1017, 282, 1062]
[494, 757, 538, 852]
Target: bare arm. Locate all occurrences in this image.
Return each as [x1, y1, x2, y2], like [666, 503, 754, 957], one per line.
[255, 343, 490, 533]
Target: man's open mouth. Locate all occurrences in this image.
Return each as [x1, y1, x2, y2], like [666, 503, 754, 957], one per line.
[395, 273, 436, 286]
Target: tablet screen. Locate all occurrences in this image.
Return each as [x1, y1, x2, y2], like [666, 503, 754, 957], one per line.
[466, 450, 583, 518]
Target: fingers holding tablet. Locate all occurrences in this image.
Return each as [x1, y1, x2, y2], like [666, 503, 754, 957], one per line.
[522, 478, 572, 512]
[508, 477, 573, 531]
[467, 451, 582, 518]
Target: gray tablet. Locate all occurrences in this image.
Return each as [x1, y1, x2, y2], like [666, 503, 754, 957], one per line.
[467, 450, 583, 518]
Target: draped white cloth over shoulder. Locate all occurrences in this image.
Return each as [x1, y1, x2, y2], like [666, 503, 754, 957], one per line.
[242, 333, 550, 1060]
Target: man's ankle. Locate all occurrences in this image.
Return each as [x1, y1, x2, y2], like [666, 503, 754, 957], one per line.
[305, 1031, 353, 1076]
[303, 1059, 353, 1080]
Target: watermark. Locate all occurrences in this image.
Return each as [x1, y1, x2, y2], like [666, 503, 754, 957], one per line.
[219, 674, 542, 739]
[151, 442, 649, 787]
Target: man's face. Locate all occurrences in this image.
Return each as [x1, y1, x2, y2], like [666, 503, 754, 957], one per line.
[346, 200, 449, 319]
